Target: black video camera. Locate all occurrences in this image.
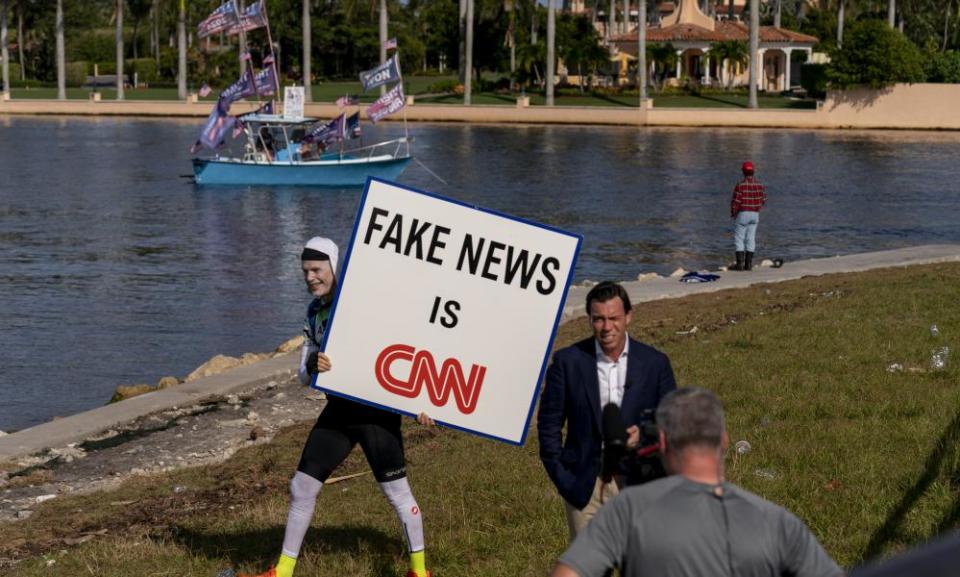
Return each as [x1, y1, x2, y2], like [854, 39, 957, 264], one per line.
[601, 405, 666, 485]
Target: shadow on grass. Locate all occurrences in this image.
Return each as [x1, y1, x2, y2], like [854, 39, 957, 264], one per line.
[691, 94, 747, 108]
[859, 406, 960, 562]
[586, 92, 635, 107]
[172, 524, 404, 576]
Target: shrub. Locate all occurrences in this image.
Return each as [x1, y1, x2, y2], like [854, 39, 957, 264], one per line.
[827, 20, 925, 88]
[425, 78, 460, 94]
[65, 61, 87, 87]
[128, 58, 158, 85]
[801, 63, 829, 98]
[926, 51, 960, 83]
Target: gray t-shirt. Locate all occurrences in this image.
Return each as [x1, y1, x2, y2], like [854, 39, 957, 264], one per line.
[559, 476, 843, 577]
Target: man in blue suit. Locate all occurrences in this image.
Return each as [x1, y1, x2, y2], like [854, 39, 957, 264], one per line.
[538, 281, 676, 540]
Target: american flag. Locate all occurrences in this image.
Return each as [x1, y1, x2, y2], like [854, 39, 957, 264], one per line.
[263, 54, 275, 65]
[336, 95, 360, 108]
[240, 51, 252, 62]
[383, 38, 398, 50]
[199, 83, 212, 98]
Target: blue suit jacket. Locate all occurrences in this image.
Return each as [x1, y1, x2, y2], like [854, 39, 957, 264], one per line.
[537, 336, 676, 510]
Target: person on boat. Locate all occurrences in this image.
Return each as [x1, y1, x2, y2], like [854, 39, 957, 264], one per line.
[243, 236, 433, 577]
[730, 161, 767, 271]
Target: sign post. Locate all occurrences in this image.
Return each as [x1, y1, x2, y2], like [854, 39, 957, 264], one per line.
[313, 179, 580, 445]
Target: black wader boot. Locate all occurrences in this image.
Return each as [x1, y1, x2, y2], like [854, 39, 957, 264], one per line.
[734, 251, 745, 271]
[745, 251, 754, 271]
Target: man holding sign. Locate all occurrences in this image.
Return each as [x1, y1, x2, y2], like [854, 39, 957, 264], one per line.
[243, 237, 431, 577]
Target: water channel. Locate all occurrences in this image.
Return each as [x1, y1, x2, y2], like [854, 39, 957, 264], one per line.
[1, 116, 959, 430]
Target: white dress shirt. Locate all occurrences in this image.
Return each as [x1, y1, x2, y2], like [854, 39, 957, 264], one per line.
[595, 336, 629, 408]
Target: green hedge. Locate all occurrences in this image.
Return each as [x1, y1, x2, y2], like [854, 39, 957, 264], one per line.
[800, 63, 828, 99]
[66, 61, 87, 87]
[128, 58, 158, 85]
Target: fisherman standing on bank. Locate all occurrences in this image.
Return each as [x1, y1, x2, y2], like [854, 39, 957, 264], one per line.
[731, 161, 767, 271]
[242, 236, 432, 577]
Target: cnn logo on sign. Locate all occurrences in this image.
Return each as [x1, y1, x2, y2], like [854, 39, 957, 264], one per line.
[375, 344, 486, 414]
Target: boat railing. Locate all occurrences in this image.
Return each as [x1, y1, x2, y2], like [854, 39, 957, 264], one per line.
[345, 137, 410, 161]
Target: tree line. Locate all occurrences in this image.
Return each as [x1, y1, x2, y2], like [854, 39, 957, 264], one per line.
[1, 0, 958, 100]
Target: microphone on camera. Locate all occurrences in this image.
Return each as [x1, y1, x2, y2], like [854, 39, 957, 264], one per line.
[601, 402, 627, 481]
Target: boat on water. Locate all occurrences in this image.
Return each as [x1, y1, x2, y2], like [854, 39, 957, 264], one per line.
[192, 114, 412, 187]
[190, 0, 412, 187]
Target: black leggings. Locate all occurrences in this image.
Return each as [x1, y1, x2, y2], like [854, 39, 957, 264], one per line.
[297, 397, 407, 483]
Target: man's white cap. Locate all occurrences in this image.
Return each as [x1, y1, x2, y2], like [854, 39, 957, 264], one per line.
[301, 236, 339, 273]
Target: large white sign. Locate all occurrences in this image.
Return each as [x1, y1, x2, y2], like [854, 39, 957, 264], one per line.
[283, 86, 305, 119]
[313, 179, 581, 445]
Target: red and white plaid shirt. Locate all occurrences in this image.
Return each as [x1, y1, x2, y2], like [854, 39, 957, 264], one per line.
[731, 176, 766, 216]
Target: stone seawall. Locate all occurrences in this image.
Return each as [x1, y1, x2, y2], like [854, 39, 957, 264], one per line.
[2, 84, 959, 130]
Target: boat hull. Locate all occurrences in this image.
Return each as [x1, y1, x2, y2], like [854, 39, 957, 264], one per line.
[192, 156, 412, 187]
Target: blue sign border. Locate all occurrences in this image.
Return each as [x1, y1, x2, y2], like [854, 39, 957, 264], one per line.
[311, 176, 582, 446]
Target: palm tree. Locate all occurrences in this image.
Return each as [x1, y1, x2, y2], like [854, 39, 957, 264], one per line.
[638, 0, 646, 101]
[837, 0, 844, 47]
[464, 0, 474, 104]
[116, 0, 125, 100]
[506, 0, 515, 92]
[379, 0, 386, 95]
[16, 0, 24, 80]
[56, 0, 65, 100]
[128, 0, 151, 60]
[887, 0, 895, 28]
[177, 0, 185, 100]
[1, 0, 9, 99]
[709, 39, 748, 88]
[546, 0, 555, 105]
[748, 0, 757, 108]
[303, 0, 311, 101]
[458, 0, 466, 83]
[646, 42, 676, 92]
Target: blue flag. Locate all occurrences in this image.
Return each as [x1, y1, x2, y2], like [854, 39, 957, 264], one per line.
[218, 67, 257, 113]
[253, 66, 278, 97]
[198, 105, 237, 150]
[359, 56, 401, 92]
[197, 1, 240, 39]
[346, 112, 362, 139]
[303, 114, 345, 145]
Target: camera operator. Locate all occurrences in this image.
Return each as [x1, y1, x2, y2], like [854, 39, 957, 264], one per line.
[551, 388, 843, 577]
[538, 281, 676, 540]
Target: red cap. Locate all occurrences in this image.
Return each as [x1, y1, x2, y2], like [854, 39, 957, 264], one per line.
[741, 161, 755, 175]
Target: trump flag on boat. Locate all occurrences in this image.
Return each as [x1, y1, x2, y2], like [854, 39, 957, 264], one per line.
[366, 83, 405, 123]
[303, 114, 346, 145]
[230, 0, 268, 34]
[198, 105, 236, 150]
[359, 55, 401, 92]
[218, 68, 257, 112]
[254, 66, 278, 97]
[197, 1, 240, 39]
[311, 179, 581, 445]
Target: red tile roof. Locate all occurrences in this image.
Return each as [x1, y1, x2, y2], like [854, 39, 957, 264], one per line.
[614, 21, 818, 45]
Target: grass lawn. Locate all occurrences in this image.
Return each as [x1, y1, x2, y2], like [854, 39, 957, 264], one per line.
[7, 79, 817, 110]
[3, 263, 958, 576]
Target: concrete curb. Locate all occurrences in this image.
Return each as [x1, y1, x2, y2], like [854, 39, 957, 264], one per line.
[561, 244, 960, 323]
[0, 354, 298, 462]
[2, 244, 958, 462]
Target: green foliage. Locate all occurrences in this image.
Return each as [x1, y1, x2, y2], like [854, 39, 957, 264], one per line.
[800, 63, 829, 98]
[65, 61, 87, 87]
[8, 63, 22, 83]
[647, 42, 678, 93]
[709, 40, 749, 89]
[557, 14, 607, 91]
[70, 31, 116, 64]
[425, 78, 461, 94]
[128, 58, 158, 85]
[828, 20, 926, 89]
[926, 50, 960, 83]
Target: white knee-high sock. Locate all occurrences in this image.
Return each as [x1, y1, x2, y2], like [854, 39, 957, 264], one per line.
[281, 471, 324, 559]
[379, 477, 425, 552]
